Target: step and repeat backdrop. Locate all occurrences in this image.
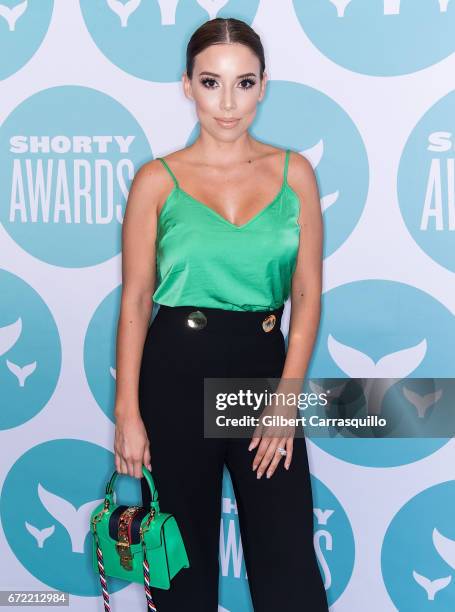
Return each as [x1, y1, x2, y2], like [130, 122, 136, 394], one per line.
[1, 1, 455, 610]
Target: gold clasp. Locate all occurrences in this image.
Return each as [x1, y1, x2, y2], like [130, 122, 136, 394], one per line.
[91, 504, 109, 533]
[116, 541, 133, 569]
[140, 507, 156, 540]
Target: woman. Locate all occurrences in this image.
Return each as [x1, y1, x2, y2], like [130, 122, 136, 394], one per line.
[113, 17, 328, 612]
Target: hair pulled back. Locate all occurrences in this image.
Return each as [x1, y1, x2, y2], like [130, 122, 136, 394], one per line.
[186, 17, 265, 80]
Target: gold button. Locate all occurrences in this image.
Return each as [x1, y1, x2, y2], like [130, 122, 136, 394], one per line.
[262, 314, 276, 332]
[187, 310, 207, 330]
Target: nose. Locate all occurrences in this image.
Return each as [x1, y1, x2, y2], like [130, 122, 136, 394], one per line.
[220, 88, 236, 111]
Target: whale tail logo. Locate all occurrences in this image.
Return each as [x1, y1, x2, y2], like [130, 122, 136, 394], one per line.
[6, 359, 37, 387]
[328, 334, 427, 378]
[25, 522, 55, 548]
[37, 482, 103, 553]
[196, 1, 230, 21]
[0, 1, 28, 32]
[329, 0, 353, 18]
[413, 570, 451, 600]
[106, 0, 231, 27]
[106, 0, 141, 28]
[402, 387, 443, 418]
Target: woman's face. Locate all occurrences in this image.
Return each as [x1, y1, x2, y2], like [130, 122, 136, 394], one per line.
[183, 42, 267, 141]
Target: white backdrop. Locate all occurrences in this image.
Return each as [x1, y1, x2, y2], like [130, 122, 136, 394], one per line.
[1, 1, 455, 611]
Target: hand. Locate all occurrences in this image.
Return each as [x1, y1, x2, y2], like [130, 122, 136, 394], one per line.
[114, 411, 151, 479]
[248, 393, 297, 479]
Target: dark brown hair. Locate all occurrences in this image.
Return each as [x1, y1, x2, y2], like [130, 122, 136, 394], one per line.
[186, 17, 266, 80]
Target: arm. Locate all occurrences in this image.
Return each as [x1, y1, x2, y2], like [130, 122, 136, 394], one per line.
[250, 151, 323, 477]
[280, 152, 323, 393]
[114, 159, 166, 478]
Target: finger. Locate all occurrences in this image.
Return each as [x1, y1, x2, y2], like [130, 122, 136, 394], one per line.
[256, 438, 281, 478]
[134, 458, 143, 479]
[284, 437, 294, 470]
[143, 445, 152, 472]
[114, 452, 121, 474]
[119, 457, 128, 475]
[248, 423, 264, 451]
[252, 436, 270, 471]
[248, 435, 261, 452]
[265, 437, 287, 479]
[126, 459, 135, 477]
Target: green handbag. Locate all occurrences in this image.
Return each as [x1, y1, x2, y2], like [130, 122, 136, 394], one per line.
[90, 465, 190, 611]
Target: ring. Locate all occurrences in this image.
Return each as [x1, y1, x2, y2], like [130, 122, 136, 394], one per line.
[277, 447, 287, 456]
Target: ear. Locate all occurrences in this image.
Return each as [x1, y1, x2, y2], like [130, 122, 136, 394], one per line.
[258, 71, 268, 102]
[182, 71, 194, 101]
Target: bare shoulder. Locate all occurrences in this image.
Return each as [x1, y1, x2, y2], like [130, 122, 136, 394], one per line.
[287, 150, 316, 186]
[132, 157, 168, 190]
[125, 157, 174, 214]
[287, 150, 320, 207]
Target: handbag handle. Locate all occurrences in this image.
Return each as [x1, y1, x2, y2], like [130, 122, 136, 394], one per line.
[104, 465, 159, 511]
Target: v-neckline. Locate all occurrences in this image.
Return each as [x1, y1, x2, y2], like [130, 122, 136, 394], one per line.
[174, 181, 287, 230]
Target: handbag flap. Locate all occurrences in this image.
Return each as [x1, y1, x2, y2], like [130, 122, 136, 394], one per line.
[142, 511, 172, 550]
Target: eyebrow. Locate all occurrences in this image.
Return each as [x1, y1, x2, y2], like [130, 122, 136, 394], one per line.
[197, 71, 257, 79]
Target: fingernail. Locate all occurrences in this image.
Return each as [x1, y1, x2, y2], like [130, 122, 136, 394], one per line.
[252, 464, 257, 471]
[285, 464, 289, 470]
[266, 472, 271, 479]
[257, 471, 262, 479]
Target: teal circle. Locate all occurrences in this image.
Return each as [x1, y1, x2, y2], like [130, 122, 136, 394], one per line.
[0, 439, 140, 596]
[0, 0, 54, 80]
[0, 85, 152, 267]
[293, 0, 455, 76]
[382, 480, 455, 610]
[80, 0, 260, 82]
[398, 89, 455, 272]
[308, 280, 454, 466]
[0, 269, 61, 430]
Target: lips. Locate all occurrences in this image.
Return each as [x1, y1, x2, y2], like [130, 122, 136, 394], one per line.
[215, 118, 240, 128]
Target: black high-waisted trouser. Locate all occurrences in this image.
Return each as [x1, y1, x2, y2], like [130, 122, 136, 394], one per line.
[139, 304, 329, 612]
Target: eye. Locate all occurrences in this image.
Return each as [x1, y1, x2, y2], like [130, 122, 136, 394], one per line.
[200, 77, 218, 89]
[199, 77, 257, 90]
[239, 78, 256, 89]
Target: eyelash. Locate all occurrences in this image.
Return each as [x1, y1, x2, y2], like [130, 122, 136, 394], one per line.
[199, 77, 257, 90]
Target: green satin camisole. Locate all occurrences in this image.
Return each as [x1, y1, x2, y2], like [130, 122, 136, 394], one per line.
[152, 148, 301, 312]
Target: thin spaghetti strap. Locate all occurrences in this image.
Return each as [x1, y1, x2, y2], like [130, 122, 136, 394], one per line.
[157, 157, 179, 188]
[283, 148, 291, 184]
